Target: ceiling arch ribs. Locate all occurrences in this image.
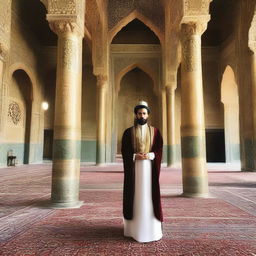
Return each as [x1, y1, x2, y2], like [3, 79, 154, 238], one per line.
[109, 9, 164, 45]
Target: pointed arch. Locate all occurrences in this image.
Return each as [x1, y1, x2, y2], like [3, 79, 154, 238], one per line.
[221, 65, 238, 105]
[8, 65, 35, 164]
[116, 63, 157, 95]
[109, 10, 163, 45]
[9, 63, 36, 101]
[220, 65, 240, 163]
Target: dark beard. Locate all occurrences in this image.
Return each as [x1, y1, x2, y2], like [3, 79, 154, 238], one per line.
[136, 118, 148, 125]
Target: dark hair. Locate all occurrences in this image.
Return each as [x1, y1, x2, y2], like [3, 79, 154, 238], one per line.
[134, 105, 150, 114]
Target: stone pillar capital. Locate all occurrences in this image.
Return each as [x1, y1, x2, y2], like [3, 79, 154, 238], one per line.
[97, 75, 108, 89]
[180, 21, 208, 40]
[48, 19, 83, 37]
[165, 73, 177, 92]
[165, 85, 176, 94]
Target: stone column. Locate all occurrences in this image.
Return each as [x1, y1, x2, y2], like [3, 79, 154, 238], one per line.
[180, 22, 208, 197]
[166, 85, 176, 167]
[0, 43, 7, 132]
[96, 75, 107, 165]
[251, 48, 256, 170]
[50, 21, 83, 208]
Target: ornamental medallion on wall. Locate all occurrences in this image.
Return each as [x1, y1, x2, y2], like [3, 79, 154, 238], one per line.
[7, 101, 22, 126]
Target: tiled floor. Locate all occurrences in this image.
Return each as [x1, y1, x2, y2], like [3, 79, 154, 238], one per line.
[0, 163, 256, 255]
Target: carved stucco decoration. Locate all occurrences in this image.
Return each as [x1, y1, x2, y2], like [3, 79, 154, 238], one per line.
[8, 101, 22, 125]
[108, 0, 164, 34]
[45, 0, 85, 37]
[85, 0, 100, 36]
[184, 0, 212, 16]
[48, 0, 76, 15]
[180, 22, 207, 72]
[49, 20, 83, 37]
[93, 36, 106, 74]
[97, 74, 108, 88]
[249, 10, 256, 53]
[85, 0, 107, 75]
[0, 0, 11, 58]
[62, 38, 79, 70]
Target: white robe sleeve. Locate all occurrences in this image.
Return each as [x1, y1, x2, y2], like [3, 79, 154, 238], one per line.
[147, 152, 155, 160]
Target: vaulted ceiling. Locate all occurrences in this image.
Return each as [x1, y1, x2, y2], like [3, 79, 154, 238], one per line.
[14, 0, 240, 47]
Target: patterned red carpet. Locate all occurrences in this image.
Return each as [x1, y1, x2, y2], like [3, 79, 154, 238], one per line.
[0, 163, 256, 255]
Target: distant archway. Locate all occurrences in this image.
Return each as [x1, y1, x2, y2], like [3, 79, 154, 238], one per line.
[9, 69, 33, 164]
[116, 63, 158, 95]
[116, 68, 159, 153]
[221, 65, 240, 163]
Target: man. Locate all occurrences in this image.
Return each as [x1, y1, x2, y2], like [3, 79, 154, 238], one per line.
[121, 101, 163, 243]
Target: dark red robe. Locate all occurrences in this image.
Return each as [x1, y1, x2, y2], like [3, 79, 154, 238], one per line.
[121, 126, 163, 222]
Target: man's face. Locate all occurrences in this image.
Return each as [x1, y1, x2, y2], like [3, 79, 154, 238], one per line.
[136, 108, 149, 120]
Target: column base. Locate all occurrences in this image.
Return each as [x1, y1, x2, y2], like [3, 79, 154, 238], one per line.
[181, 192, 211, 198]
[241, 168, 256, 172]
[95, 162, 106, 167]
[49, 200, 84, 209]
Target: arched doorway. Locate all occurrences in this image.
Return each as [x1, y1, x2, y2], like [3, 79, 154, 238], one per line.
[8, 70, 33, 164]
[221, 65, 240, 163]
[110, 18, 162, 161]
[117, 67, 159, 153]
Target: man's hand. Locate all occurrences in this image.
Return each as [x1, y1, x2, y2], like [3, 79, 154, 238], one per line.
[135, 153, 148, 160]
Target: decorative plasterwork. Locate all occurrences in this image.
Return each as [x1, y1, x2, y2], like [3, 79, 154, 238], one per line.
[180, 22, 207, 72]
[108, 0, 164, 37]
[249, 11, 256, 52]
[45, 0, 85, 37]
[181, 21, 208, 39]
[49, 20, 83, 37]
[184, 0, 211, 16]
[109, 10, 164, 44]
[97, 75, 108, 88]
[8, 101, 22, 126]
[0, 0, 11, 59]
[48, 0, 76, 15]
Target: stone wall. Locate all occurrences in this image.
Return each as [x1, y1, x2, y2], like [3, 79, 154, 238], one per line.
[0, 2, 45, 166]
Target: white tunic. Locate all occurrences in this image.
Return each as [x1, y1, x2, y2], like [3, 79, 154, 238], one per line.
[124, 124, 162, 243]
